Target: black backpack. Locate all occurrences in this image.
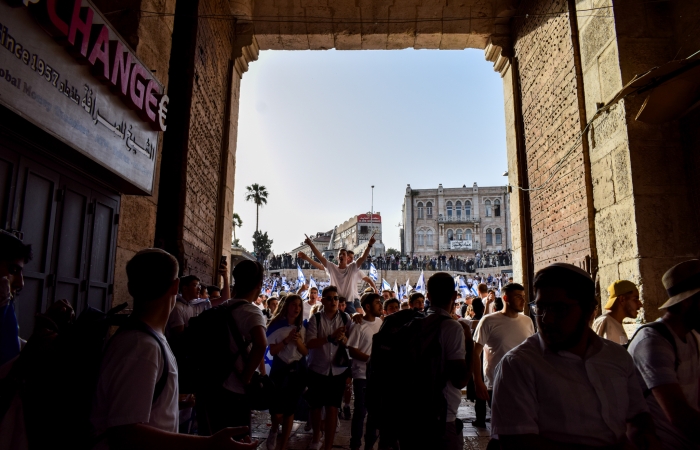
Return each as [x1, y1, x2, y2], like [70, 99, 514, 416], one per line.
[366, 309, 450, 444]
[11, 303, 169, 450]
[180, 299, 248, 394]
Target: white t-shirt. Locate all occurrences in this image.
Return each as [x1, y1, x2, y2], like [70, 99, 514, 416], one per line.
[91, 329, 178, 448]
[592, 314, 629, 345]
[427, 307, 466, 422]
[323, 261, 363, 302]
[491, 333, 648, 446]
[267, 319, 306, 365]
[628, 321, 700, 450]
[473, 312, 534, 389]
[303, 300, 318, 321]
[347, 318, 383, 379]
[222, 300, 268, 394]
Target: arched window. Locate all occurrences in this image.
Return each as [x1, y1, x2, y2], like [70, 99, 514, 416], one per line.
[427, 229, 434, 246]
[494, 199, 501, 217]
[417, 230, 424, 246]
[465, 201, 471, 218]
[486, 229, 493, 245]
[426, 202, 433, 218]
[446, 201, 453, 218]
[417, 202, 424, 219]
[485, 200, 492, 217]
[456, 229, 463, 240]
[495, 228, 502, 245]
[465, 229, 473, 241]
[447, 229, 454, 241]
[455, 201, 462, 219]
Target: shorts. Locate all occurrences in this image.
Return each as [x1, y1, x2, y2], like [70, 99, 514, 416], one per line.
[305, 368, 350, 409]
[269, 358, 307, 416]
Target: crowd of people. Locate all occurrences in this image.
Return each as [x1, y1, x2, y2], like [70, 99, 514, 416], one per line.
[359, 251, 512, 272]
[1, 228, 700, 450]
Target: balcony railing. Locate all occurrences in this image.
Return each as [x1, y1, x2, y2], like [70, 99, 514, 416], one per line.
[439, 242, 482, 251]
[437, 215, 480, 223]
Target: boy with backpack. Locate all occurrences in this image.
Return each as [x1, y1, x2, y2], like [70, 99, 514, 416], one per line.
[91, 248, 257, 449]
[367, 272, 470, 450]
[305, 285, 352, 450]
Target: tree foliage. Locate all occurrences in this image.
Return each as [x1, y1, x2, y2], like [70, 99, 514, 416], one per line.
[253, 230, 273, 262]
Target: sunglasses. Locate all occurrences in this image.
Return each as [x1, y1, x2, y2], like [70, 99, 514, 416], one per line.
[324, 295, 340, 301]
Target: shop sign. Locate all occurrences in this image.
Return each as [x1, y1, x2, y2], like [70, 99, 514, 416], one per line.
[357, 213, 381, 223]
[0, 0, 168, 194]
[450, 240, 473, 250]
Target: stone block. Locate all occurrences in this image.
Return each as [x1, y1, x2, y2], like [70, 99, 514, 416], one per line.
[596, 262, 621, 302]
[387, 6, 416, 49]
[591, 154, 615, 211]
[611, 145, 632, 200]
[414, 7, 442, 49]
[598, 42, 622, 104]
[594, 197, 638, 266]
[305, 7, 335, 49]
[638, 256, 686, 320]
[117, 195, 158, 253]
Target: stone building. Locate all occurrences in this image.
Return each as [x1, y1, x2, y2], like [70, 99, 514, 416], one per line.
[402, 183, 510, 257]
[292, 213, 385, 260]
[1, 0, 698, 340]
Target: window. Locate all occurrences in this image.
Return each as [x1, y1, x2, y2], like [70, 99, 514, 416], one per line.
[485, 200, 492, 217]
[417, 230, 424, 246]
[426, 202, 433, 218]
[447, 229, 454, 241]
[360, 225, 368, 234]
[427, 229, 434, 246]
[456, 229, 463, 240]
[465, 229, 472, 241]
[446, 201, 453, 218]
[486, 229, 493, 245]
[417, 202, 424, 219]
[465, 201, 471, 217]
[495, 228, 502, 245]
[494, 199, 501, 217]
[456, 201, 462, 219]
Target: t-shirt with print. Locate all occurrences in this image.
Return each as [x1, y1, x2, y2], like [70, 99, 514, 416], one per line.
[347, 318, 383, 379]
[267, 318, 306, 365]
[323, 261, 363, 304]
[473, 312, 534, 389]
[592, 314, 629, 345]
[628, 320, 700, 450]
[91, 329, 178, 449]
[222, 299, 267, 395]
[426, 307, 466, 422]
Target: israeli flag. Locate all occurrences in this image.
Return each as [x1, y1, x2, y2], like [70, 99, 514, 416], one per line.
[271, 279, 277, 293]
[393, 280, 398, 294]
[405, 278, 411, 296]
[382, 279, 391, 291]
[309, 276, 318, 289]
[470, 283, 478, 296]
[369, 263, 379, 282]
[297, 265, 306, 286]
[497, 278, 502, 297]
[458, 276, 470, 298]
[282, 280, 290, 292]
[415, 271, 426, 294]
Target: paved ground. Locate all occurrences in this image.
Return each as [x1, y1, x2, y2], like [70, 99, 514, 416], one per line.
[250, 397, 492, 450]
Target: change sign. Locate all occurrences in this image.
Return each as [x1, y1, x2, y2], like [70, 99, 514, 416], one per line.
[0, 0, 168, 194]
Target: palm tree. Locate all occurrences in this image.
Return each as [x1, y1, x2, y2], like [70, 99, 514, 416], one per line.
[245, 184, 268, 233]
[232, 213, 242, 240]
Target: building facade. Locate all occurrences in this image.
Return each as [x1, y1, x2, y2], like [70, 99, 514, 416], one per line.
[402, 184, 510, 257]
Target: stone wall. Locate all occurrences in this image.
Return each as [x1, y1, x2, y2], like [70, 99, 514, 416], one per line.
[511, 0, 594, 273]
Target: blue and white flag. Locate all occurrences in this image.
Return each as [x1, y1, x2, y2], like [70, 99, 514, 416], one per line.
[382, 279, 391, 291]
[458, 276, 470, 298]
[415, 271, 426, 294]
[309, 276, 318, 289]
[470, 283, 478, 296]
[297, 265, 306, 286]
[282, 280, 290, 292]
[271, 279, 277, 293]
[393, 280, 398, 294]
[369, 263, 379, 282]
[405, 278, 411, 296]
[497, 278, 503, 297]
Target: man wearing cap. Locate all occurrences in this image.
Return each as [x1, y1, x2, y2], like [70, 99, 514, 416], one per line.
[628, 259, 700, 449]
[491, 263, 660, 449]
[592, 280, 642, 345]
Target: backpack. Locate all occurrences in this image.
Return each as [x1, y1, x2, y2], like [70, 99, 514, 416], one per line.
[366, 309, 450, 443]
[626, 320, 700, 397]
[13, 303, 169, 450]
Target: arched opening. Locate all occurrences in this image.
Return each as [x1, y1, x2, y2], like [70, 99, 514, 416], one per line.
[446, 201, 453, 219]
[494, 199, 501, 217]
[495, 228, 502, 245]
[485, 228, 493, 246]
[447, 229, 454, 241]
[426, 202, 433, 219]
[485, 200, 492, 218]
[456, 201, 462, 219]
[465, 201, 471, 218]
[417, 202, 424, 219]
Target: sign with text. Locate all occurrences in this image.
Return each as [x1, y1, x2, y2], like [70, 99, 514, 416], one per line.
[357, 213, 381, 223]
[0, 0, 167, 194]
[450, 240, 473, 250]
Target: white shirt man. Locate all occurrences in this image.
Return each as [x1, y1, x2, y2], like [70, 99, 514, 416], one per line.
[592, 280, 641, 345]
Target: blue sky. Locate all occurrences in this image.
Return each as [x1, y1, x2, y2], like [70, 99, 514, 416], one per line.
[234, 48, 507, 254]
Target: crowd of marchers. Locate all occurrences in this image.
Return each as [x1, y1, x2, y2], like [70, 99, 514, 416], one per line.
[1, 228, 699, 450]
